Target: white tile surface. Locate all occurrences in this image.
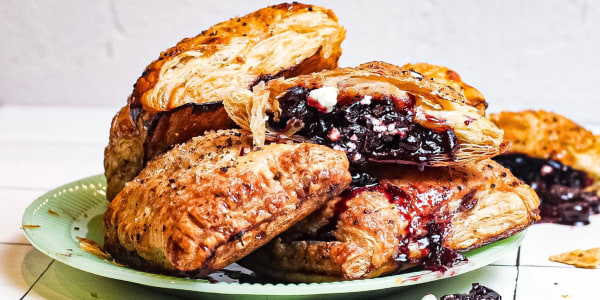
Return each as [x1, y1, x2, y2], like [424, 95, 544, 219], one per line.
[0, 188, 45, 244]
[490, 247, 519, 266]
[519, 215, 600, 268]
[516, 266, 600, 300]
[0, 244, 53, 300]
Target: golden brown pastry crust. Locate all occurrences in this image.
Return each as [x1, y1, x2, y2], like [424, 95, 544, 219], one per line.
[490, 110, 600, 191]
[104, 3, 346, 200]
[225, 61, 507, 164]
[240, 159, 539, 282]
[399, 63, 487, 115]
[103, 130, 352, 277]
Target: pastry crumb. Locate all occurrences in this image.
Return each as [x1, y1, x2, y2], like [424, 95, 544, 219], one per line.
[549, 248, 600, 269]
[77, 237, 112, 261]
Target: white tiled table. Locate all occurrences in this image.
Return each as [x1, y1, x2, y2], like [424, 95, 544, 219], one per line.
[2, 105, 599, 300]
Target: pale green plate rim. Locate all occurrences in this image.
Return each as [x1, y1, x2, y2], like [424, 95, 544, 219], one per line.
[22, 174, 525, 297]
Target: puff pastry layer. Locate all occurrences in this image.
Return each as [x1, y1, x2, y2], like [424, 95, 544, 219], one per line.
[103, 129, 352, 277]
[240, 159, 539, 282]
[225, 61, 506, 168]
[104, 3, 346, 200]
[399, 63, 487, 116]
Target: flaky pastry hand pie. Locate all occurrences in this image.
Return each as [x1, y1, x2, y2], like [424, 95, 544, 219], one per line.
[103, 129, 352, 278]
[490, 110, 600, 224]
[239, 159, 539, 282]
[399, 63, 487, 116]
[104, 3, 346, 200]
[225, 61, 506, 169]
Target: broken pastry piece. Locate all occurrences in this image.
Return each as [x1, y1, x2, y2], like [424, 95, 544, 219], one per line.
[239, 159, 539, 282]
[491, 110, 600, 225]
[103, 129, 352, 278]
[549, 248, 600, 269]
[104, 2, 346, 200]
[225, 61, 507, 171]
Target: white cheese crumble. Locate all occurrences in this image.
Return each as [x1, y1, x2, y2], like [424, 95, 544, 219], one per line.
[360, 95, 372, 105]
[308, 86, 338, 113]
[541, 165, 554, 176]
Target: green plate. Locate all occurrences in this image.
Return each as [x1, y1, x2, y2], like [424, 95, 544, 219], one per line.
[22, 175, 525, 299]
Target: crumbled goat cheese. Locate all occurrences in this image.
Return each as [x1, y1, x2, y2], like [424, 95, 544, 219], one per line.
[308, 86, 338, 113]
[360, 95, 372, 105]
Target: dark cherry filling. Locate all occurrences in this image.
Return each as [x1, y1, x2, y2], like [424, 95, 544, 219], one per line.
[268, 87, 459, 170]
[493, 153, 599, 225]
[421, 221, 467, 272]
[317, 183, 466, 272]
[440, 283, 502, 300]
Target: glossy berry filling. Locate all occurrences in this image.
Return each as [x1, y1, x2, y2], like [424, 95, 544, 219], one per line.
[493, 153, 599, 225]
[267, 87, 459, 169]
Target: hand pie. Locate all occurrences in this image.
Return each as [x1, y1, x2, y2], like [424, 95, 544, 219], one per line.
[103, 129, 352, 278]
[239, 159, 539, 282]
[399, 63, 487, 116]
[104, 3, 346, 200]
[225, 61, 507, 170]
[490, 110, 600, 224]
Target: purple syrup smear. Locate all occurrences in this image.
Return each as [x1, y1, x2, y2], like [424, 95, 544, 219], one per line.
[494, 153, 599, 225]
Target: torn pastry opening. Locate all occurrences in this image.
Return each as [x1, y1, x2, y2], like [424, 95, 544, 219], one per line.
[225, 63, 507, 170]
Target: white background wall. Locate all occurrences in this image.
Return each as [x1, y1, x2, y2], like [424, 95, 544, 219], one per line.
[2, 0, 599, 123]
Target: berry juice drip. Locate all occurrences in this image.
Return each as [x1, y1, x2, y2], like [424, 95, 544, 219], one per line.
[382, 184, 466, 271]
[325, 183, 466, 271]
[494, 153, 599, 225]
[268, 87, 458, 170]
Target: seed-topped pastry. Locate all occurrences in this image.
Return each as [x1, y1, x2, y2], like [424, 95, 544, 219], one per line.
[399, 62, 488, 116]
[103, 129, 352, 277]
[104, 2, 346, 200]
